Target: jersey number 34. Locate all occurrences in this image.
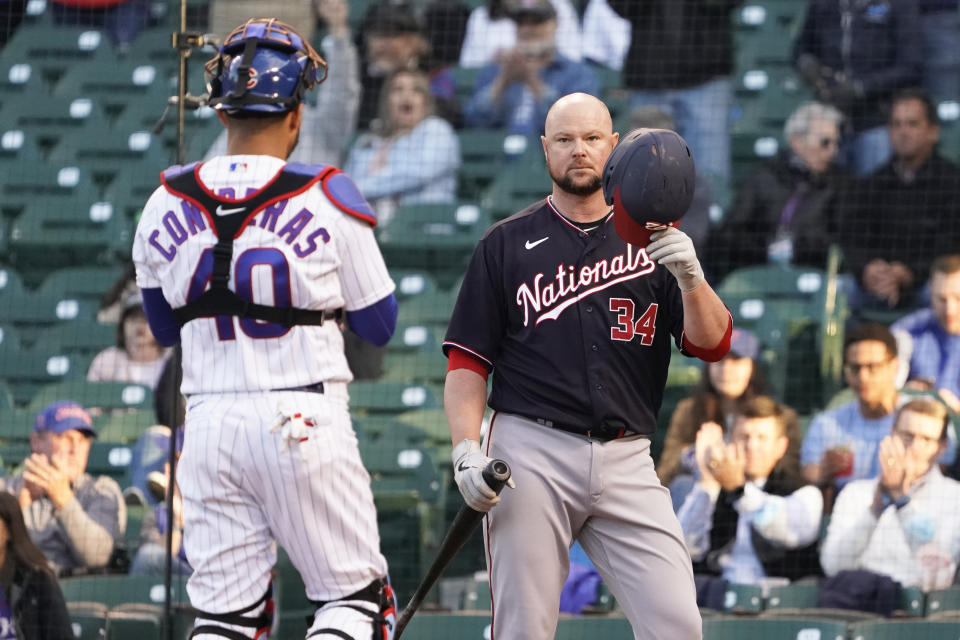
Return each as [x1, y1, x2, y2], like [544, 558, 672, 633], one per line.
[609, 299, 657, 345]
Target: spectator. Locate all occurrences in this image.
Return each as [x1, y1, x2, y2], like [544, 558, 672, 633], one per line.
[798, 323, 958, 500]
[458, 0, 630, 71]
[892, 254, 960, 414]
[464, 0, 598, 133]
[206, 0, 361, 167]
[706, 102, 847, 281]
[659, 329, 803, 510]
[794, 0, 921, 176]
[0, 492, 73, 639]
[358, 2, 460, 130]
[629, 106, 712, 257]
[0, 402, 125, 576]
[344, 68, 461, 223]
[130, 428, 190, 576]
[87, 293, 170, 388]
[919, 0, 960, 102]
[422, 0, 471, 68]
[608, 0, 740, 184]
[838, 89, 960, 317]
[98, 262, 138, 324]
[678, 395, 823, 586]
[821, 397, 960, 591]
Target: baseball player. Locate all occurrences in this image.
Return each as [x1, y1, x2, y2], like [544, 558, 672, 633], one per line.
[132, 19, 398, 640]
[442, 93, 732, 639]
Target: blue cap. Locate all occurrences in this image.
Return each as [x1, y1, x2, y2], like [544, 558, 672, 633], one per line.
[34, 401, 96, 438]
[729, 328, 760, 360]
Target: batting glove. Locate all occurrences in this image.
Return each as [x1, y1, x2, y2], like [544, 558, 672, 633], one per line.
[452, 439, 515, 512]
[646, 227, 705, 292]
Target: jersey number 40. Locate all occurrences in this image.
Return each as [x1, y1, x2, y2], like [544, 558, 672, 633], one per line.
[609, 299, 657, 345]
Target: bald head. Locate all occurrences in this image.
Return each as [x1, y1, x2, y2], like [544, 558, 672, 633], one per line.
[541, 93, 617, 202]
[544, 93, 612, 139]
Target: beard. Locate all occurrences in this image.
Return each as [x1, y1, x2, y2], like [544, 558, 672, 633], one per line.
[549, 165, 602, 197]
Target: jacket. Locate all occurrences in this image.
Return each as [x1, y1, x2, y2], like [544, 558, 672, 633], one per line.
[2, 563, 73, 640]
[706, 152, 848, 280]
[608, 0, 741, 90]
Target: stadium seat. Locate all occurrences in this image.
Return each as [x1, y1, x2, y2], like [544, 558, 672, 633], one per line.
[105, 603, 163, 639]
[382, 350, 450, 386]
[849, 620, 960, 640]
[359, 442, 441, 504]
[925, 587, 960, 617]
[34, 320, 114, 356]
[389, 268, 439, 300]
[0, 408, 33, 442]
[0, 60, 47, 112]
[85, 440, 135, 487]
[456, 128, 514, 198]
[722, 582, 765, 614]
[400, 613, 490, 638]
[481, 152, 552, 220]
[452, 66, 483, 105]
[377, 202, 491, 287]
[0, 93, 109, 154]
[58, 573, 189, 608]
[8, 198, 132, 272]
[27, 381, 153, 414]
[354, 416, 432, 449]
[395, 408, 456, 448]
[0, 22, 114, 85]
[66, 601, 109, 640]
[764, 583, 819, 610]
[555, 616, 634, 640]
[395, 290, 457, 329]
[386, 324, 443, 354]
[37, 265, 125, 306]
[0, 343, 92, 405]
[349, 381, 440, 415]
[0, 382, 13, 412]
[703, 617, 847, 640]
[52, 59, 174, 117]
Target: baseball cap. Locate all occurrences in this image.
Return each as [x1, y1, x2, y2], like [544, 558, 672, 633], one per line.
[728, 328, 760, 360]
[509, 0, 557, 24]
[34, 401, 96, 438]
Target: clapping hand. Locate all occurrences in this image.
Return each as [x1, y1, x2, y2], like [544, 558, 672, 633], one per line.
[23, 453, 74, 510]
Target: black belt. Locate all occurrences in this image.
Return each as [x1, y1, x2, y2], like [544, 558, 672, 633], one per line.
[532, 417, 633, 442]
[274, 382, 325, 394]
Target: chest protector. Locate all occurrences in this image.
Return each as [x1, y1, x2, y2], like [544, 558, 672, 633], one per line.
[162, 162, 342, 328]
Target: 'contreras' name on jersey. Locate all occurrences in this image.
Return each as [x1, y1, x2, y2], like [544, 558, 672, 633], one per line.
[517, 242, 656, 327]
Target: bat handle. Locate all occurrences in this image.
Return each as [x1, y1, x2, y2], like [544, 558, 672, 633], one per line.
[481, 459, 511, 495]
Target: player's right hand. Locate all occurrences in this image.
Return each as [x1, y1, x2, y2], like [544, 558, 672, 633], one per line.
[452, 439, 515, 512]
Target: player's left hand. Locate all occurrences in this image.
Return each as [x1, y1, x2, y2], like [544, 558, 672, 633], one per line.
[646, 227, 704, 292]
[23, 453, 74, 510]
[452, 439, 515, 512]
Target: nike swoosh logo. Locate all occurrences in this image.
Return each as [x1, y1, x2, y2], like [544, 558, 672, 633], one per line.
[525, 237, 549, 250]
[457, 462, 470, 472]
[215, 205, 246, 217]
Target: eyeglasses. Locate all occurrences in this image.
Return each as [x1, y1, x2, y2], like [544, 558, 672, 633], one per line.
[895, 430, 942, 448]
[818, 137, 839, 149]
[843, 359, 892, 375]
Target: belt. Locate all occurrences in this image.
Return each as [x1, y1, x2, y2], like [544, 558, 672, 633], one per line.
[274, 381, 325, 394]
[532, 417, 631, 442]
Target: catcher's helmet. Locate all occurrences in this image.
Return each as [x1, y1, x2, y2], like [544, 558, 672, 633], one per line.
[602, 128, 695, 246]
[206, 18, 327, 114]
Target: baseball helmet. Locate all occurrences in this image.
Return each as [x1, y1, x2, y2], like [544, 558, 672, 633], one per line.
[602, 128, 695, 246]
[206, 18, 327, 114]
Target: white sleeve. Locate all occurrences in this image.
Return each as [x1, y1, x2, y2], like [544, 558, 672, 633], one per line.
[131, 188, 168, 289]
[333, 215, 395, 311]
[738, 483, 823, 549]
[820, 481, 880, 576]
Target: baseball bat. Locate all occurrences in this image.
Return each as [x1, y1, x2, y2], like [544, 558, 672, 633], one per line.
[393, 459, 512, 638]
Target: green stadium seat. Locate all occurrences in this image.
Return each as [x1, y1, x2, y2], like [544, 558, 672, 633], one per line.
[354, 416, 432, 449]
[52, 59, 174, 117]
[0, 290, 99, 347]
[849, 620, 960, 640]
[481, 153, 552, 220]
[86, 440, 134, 487]
[452, 66, 483, 105]
[58, 573, 189, 608]
[0, 408, 33, 442]
[395, 290, 457, 329]
[456, 128, 513, 198]
[459, 574, 491, 610]
[925, 587, 960, 617]
[0, 93, 109, 154]
[35, 320, 115, 356]
[0, 344, 93, 405]
[27, 381, 153, 414]
[386, 323, 443, 355]
[0, 22, 114, 85]
[722, 582, 764, 614]
[48, 122, 170, 191]
[66, 601, 109, 640]
[104, 162, 166, 220]
[0, 322, 20, 353]
[129, 27, 179, 64]
[395, 408, 456, 448]
[105, 603, 163, 639]
[764, 583, 819, 610]
[555, 616, 634, 640]
[8, 198, 132, 271]
[704, 617, 847, 640]
[400, 613, 490, 638]
[349, 381, 440, 414]
[382, 350, 450, 386]
[377, 202, 491, 287]
[0, 161, 101, 221]
[0, 127, 43, 167]
[37, 265, 124, 306]
[359, 442, 441, 504]
[0, 382, 13, 412]
[389, 268, 439, 300]
[0, 60, 47, 112]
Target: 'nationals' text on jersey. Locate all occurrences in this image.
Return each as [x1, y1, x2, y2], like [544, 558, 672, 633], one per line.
[444, 198, 689, 436]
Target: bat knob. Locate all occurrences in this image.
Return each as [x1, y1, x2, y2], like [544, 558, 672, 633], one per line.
[482, 459, 512, 495]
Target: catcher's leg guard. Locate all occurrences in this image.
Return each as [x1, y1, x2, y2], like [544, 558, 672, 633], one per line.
[188, 583, 275, 640]
[307, 578, 396, 640]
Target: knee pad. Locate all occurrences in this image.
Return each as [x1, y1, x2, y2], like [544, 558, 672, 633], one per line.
[188, 583, 275, 640]
[307, 579, 396, 640]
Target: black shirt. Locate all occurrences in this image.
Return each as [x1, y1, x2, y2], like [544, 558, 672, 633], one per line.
[444, 198, 688, 436]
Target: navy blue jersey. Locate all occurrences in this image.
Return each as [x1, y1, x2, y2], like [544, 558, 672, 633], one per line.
[443, 197, 690, 436]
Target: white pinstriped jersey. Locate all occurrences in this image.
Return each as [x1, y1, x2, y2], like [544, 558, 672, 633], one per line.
[132, 155, 395, 395]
